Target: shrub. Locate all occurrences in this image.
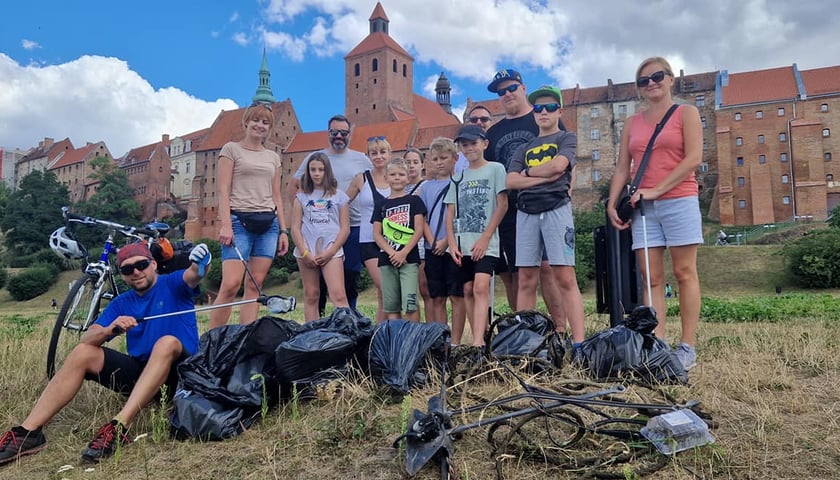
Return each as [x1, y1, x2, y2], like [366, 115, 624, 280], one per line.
[7, 264, 58, 301]
[7, 248, 73, 270]
[269, 267, 290, 284]
[0, 266, 7, 289]
[781, 229, 840, 288]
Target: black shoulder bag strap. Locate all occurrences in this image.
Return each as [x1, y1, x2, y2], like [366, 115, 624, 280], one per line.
[629, 103, 680, 193]
[428, 185, 450, 249]
[408, 179, 424, 195]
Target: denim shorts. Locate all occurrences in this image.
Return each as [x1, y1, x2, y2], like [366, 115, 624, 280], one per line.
[630, 196, 703, 250]
[221, 213, 279, 260]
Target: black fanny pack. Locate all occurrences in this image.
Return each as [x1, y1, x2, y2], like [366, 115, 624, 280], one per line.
[233, 210, 276, 234]
[516, 191, 568, 214]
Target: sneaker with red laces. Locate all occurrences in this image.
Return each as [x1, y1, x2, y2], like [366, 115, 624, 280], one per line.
[81, 420, 131, 463]
[0, 426, 47, 466]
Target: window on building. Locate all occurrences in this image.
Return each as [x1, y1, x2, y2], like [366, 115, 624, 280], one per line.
[592, 149, 600, 161]
[779, 132, 787, 142]
[782, 174, 789, 184]
[590, 129, 600, 140]
[701, 116, 707, 128]
[756, 110, 763, 119]
[782, 196, 791, 205]
[827, 174, 834, 181]
[372, 59, 378, 71]
[735, 112, 742, 121]
[354, 63, 360, 76]
[592, 170, 602, 182]
[736, 137, 743, 146]
[590, 107, 599, 118]
[825, 152, 832, 161]
[780, 153, 788, 162]
[703, 139, 708, 151]
[695, 95, 705, 107]
[823, 128, 830, 137]
[738, 199, 747, 208]
[393, 60, 397, 73]
[618, 104, 627, 117]
[821, 103, 829, 113]
[759, 155, 766, 164]
[699, 162, 709, 172]
[778, 107, 785, 116]
[403, 64, 407, 77]
[758, 134, 765, 144]
[737, 156, 744, 166]
[737, 176, 745, 187]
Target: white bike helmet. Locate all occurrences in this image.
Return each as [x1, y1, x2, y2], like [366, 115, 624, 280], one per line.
[49, 227, 86, 260]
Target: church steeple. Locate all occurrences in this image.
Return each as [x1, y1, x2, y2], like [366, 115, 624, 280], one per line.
[369, 2, 389, 34]
[435, 72, 452, 114]
[251, 49, 276, 105]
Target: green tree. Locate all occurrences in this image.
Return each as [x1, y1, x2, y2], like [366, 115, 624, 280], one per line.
[74, 156, 141, 226]
[0, 181, 13, 222]
[829, 204, 840, 230]
[1, 170, 69, 256]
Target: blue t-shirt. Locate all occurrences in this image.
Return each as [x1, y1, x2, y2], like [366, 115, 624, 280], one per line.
[418, 178, 451, 247]
[95, 272, 199, 361]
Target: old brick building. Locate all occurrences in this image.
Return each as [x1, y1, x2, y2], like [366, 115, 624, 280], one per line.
[119, 135, 176, 220]
[715, 64, 840, 225]
[50, 141, 114, 203]
[15, 137, 74, 188]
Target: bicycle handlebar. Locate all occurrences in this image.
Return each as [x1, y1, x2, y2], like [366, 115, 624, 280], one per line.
[62, 208, 158, 239]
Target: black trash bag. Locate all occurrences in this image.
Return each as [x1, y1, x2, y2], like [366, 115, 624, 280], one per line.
[488, 311, 563, 369]
[274, 307, 374, 385]
[169, 389, 260, 441]
[171, 316, 300, 439]
[579, 306, 687, 384]
[275, 330, 357, 384]
[368, 320, 450, 395]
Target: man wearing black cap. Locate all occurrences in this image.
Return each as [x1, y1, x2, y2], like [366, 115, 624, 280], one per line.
[0, 242, 211, 466]
[485, 69, 566, 331]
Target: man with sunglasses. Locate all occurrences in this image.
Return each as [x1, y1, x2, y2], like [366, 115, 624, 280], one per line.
[0, 241, 211, 466]
[505, 85, 586, 361]
[457, 105, 495, 172]
[484, 69, 566, 333]
[292, 114, 372, 313]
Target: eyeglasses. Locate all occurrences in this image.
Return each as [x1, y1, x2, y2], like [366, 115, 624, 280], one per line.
[329, 129, 350, 138]
[496, 84, 520, 97]
[468, 116, 491, 124]
[533, 103, 561, 113]
[119, 259, 152, 275]
[367, 135, 387, 142]
[250, 102, 272, 111]
[636, 70, 668, 88]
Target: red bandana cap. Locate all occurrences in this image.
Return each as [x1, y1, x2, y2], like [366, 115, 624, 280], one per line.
[117, 243, 153, 265]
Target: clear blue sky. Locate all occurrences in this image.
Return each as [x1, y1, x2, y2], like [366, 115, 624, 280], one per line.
[2, 0, 837, 156]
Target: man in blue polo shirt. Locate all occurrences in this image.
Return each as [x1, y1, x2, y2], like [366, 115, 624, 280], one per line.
[0, 241, 211, 466]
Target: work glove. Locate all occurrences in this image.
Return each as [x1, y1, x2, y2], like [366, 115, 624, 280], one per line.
[189, 243, 212, 275]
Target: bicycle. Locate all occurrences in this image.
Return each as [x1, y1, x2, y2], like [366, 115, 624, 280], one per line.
[46, 207, 164, 379]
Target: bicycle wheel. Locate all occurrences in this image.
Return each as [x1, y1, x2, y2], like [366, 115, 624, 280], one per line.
[46, 273, 108, 378]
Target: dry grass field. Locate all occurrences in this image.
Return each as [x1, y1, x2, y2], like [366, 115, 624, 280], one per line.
[0, 245, 838, 479]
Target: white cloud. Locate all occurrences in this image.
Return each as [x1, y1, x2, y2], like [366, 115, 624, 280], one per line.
[229, 11, 240, 23]
[232, 32, 249, 46]
[251, 0, 839, 89]
[0, 54, 237, 156]
[21, 39, 41, 50]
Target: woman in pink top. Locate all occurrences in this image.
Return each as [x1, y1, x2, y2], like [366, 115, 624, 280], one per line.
[607, 56, 703, 371]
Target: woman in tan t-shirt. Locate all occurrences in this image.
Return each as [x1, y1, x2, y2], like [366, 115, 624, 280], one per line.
[210, 104, 289, 328]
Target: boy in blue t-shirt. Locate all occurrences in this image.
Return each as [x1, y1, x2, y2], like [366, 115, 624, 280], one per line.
[0, 242, 211, 466]
[373, 158, 428, 321]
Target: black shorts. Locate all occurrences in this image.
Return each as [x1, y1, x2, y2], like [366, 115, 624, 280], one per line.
[458, 255, 498, 285]
[85, 347, 188, 397]
[360, 242, 380, 262]
[424, 250, 464, 298]
[496, 214, 517, 274]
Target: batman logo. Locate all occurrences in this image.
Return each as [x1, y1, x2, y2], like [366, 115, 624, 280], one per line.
[525, 143, 559, 167]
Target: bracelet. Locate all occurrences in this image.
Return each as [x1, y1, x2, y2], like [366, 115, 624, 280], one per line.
[302, 250, 309, 258]
[524, 167, 531, 177]
[280, 229, 289, 234]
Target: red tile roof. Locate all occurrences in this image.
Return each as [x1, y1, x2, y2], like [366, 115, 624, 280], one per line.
[197, 101, 295, 152]
[413, 124, 462, 148]
[22, 137, 73, 161]
[284, 131, 329, 154]
[370, 2, 388, 21]
[407, 94, 460, 128]
[284, 120, 418, 155]
[50, 142, 102, 169]
[120, 142, 157, 167]
[720, 66, 798, 106]
[801, 65, 840, 96]
[345, 32, 411, 59]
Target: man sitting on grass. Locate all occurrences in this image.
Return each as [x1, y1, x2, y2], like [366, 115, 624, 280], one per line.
[0, 241, 210, 466]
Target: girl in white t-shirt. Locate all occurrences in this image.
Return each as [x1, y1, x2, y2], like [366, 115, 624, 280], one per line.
[291, 153, 351, 321]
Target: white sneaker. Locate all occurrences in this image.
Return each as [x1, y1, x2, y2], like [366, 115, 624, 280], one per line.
[675, 343, 697, 371]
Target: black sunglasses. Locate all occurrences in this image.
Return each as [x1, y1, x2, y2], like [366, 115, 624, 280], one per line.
[367, 135, 387, 142]
[119, 259, 152, 275]
[533, 103, 561, 113]
[329, 129, 350, 137]
[496, 84, 520, 97]
[636, 70, 668, 88]
[468, 116, 491, 124]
